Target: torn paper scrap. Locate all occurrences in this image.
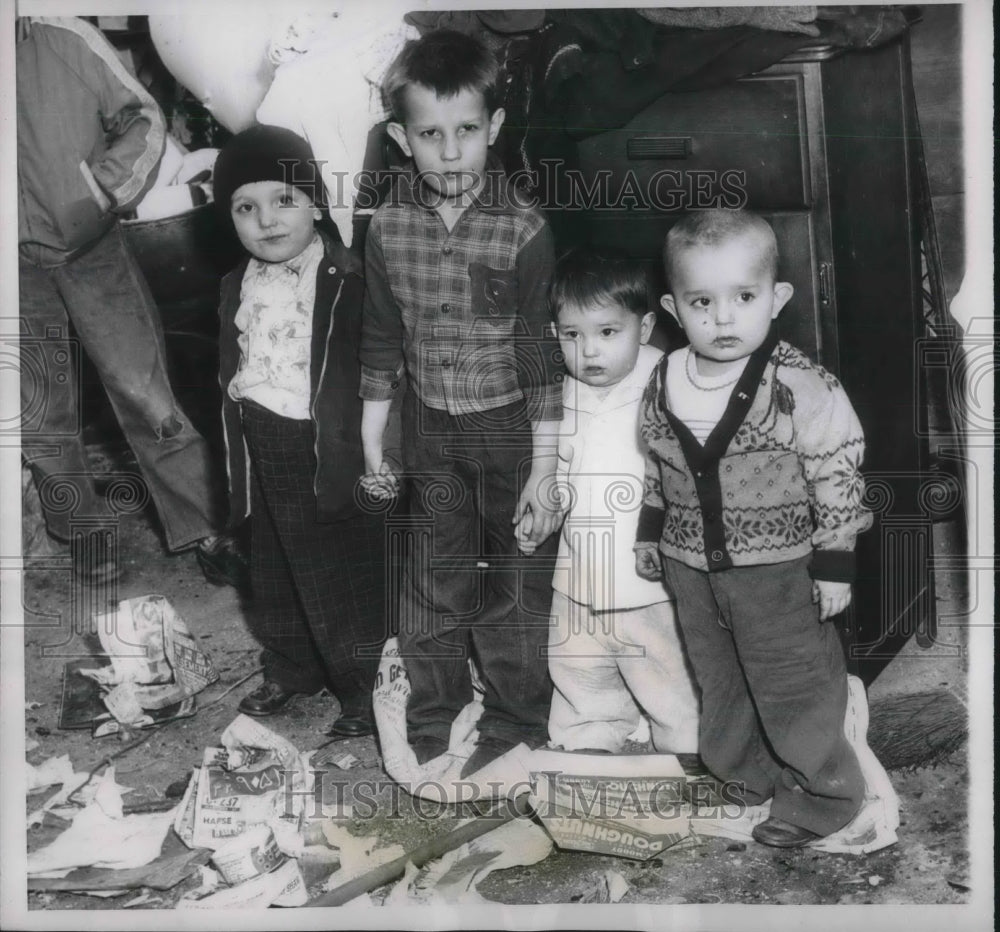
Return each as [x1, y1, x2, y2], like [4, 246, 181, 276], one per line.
[385, 817, 553, 905]
[27, 755, 78, 793]
[320, 823, 406, 892]
[26, 757, 109, 828]
[27, 768, 177, 875]
[178, 856, 306, 909]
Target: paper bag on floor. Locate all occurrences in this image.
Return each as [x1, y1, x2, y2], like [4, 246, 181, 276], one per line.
[175, 715, 315, 850]
[373, 637, 483, 796]
[810, 674, 900, 854]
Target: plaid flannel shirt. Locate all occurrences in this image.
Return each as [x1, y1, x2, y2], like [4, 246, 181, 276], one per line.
[359, 158, 561, 422]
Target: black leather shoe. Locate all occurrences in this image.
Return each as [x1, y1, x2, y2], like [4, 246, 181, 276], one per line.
[327, 698, 375, 738]
[751, 816, 822, 848]
[196, 534, 249, 591]
[238, 680, 301, 717]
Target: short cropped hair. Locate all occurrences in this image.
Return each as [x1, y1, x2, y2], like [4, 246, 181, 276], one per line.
[383, 29, 500, 123]
[550, 248, 650, 319]
[664, 209, 779, 289]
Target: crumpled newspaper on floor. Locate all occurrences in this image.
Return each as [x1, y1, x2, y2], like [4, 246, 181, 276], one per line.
[79, 594, 218, 726]
[173, 715, 315, 850]
[172, 718, 315, 907]
[177, 857, 307, 909]
[384, 817, 553, 905]
[178, 822, 307, 909]
[27, 767, 176, 876]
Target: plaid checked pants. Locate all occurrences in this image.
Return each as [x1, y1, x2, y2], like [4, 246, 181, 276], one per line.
[242, 400, 387, 699]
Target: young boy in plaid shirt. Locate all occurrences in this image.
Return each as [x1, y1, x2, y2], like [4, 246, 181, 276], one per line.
[360, 30, 563, 777]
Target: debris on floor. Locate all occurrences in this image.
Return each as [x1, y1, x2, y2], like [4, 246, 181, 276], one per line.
[27, 767, 177, 875]
[58, 595, 217, 733]
[173, 714, 313, 849]
[27, 848, 212, 894]
[527, 749, 691, 860]
[384, 816, 554, 905]
[572, 868, 632, 904]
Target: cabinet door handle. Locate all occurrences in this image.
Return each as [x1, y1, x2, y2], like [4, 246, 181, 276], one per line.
[819, 262, 833, 306]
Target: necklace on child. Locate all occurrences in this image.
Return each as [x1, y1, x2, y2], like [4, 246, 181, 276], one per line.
[684, 348, 743, 392]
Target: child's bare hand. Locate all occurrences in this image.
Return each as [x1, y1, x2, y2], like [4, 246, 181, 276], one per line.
[360, 462, 399, 501]
[514, 474, 562, 548]
[514, 512, 537, 555]
[813, 579, 852, 620]
[634, 545, 662, 581]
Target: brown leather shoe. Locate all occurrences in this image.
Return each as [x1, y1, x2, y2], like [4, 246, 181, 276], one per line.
[238, 680, 301, 717]
[751, 816, 822, 848]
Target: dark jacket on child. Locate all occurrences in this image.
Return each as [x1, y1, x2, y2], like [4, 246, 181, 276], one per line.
[218, 230, 394, 528]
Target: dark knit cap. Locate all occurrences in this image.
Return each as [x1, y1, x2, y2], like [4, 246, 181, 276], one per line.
[213, 124, 326, 214]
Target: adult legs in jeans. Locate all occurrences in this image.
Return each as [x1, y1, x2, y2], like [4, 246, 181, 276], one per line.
[399, 396, 553, 749]
[663, 556, 865, 836]
[244, 401, 385, 699]
[18, 226, 218, 552]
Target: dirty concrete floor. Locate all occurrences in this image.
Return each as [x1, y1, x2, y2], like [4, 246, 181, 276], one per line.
[17, 444, 979, 922]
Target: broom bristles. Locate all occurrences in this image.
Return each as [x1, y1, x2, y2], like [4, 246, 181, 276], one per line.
[867, 689, 967, 771]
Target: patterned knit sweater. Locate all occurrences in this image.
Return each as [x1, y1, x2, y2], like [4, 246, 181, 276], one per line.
[636, 330, 872, 581]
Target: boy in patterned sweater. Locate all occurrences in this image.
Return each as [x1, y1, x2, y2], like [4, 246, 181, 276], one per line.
[635, 209, 873, 848]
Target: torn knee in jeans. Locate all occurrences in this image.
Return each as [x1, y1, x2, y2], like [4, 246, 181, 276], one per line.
[156, 413, 184, 442]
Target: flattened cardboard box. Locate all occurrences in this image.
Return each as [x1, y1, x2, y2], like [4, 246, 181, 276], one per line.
[529, 751, 692, 861]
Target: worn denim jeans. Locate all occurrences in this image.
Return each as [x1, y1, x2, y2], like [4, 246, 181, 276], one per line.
[398, 393, 556, 748]
[19, 224, 218, 550]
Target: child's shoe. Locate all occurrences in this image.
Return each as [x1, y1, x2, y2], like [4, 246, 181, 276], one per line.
[751, 816, 822, 848]
[326, 695, 375, 738]
[238, 680, 304, 716]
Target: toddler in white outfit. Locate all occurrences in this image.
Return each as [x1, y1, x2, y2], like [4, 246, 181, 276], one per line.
[525, 249, 700, 753]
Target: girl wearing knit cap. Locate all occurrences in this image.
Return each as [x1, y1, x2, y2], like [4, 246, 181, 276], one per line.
[213, 125, 399, 735]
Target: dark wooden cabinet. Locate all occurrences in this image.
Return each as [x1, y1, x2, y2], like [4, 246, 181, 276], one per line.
[568, 37, 934, 683]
